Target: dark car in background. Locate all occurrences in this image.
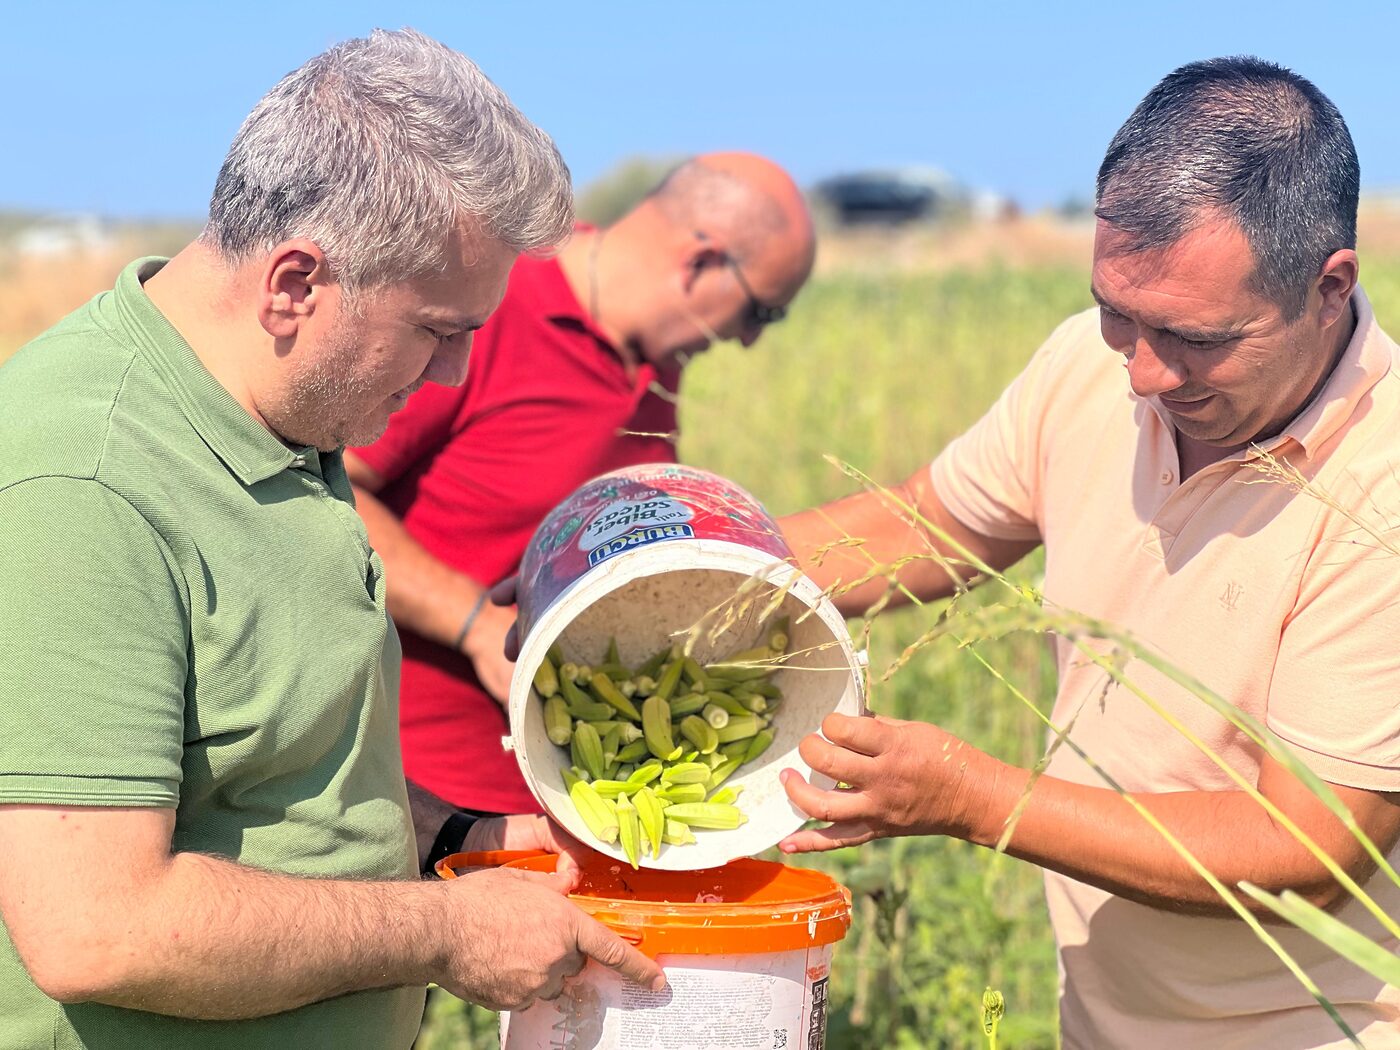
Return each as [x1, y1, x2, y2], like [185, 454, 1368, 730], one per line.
[813, 167, 964, 225]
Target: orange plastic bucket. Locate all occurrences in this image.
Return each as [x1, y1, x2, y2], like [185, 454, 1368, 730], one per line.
[438, 850, 852, 1048]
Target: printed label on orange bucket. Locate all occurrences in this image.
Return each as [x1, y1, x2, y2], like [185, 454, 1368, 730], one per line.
[505, 465, 867, 872]
[493, 854, 852, 1050]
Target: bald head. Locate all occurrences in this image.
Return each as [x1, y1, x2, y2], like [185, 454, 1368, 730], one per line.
[649, 152, 816, 292]
[571, 151, 815, 367]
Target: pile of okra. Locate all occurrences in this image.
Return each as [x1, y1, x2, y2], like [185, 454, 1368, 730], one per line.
[532, 619, 789, 868]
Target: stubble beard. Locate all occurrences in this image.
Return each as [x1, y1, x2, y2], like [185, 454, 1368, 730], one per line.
[269, 317, 384, 451]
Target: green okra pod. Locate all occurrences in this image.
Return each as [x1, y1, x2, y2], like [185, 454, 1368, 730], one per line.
[706, 757, 742, 791]
[660, 761, 713, 785]
[633, 785, 665, 859]
[636, 645, 670, 680]
[743, 728, 774, 764]
[627, 759, 664, 786]
[715, 713, 761, 743]
[615, 739, 650, 764]
[660, 802, 747, 830]
[702, 703, 730, 729]
[533, 654, 560, 699]
[574, 721, 607, 780]
[679, 715, 719, 755]
[616, 794, 642, 869]
[667, 693, 707, 718]
[642, 695, 683, 761]
[652, 659, 685, 702]
[570, 780, 620, 844]
[543, 696, 573, 746]
[590, 671, 643, 722]
[680, 656, 708, 691]
[662, 818, 697, 845]
[705, 692, 750, 718]
[655, 782, 707, 805]
[707, 785, 743, 806]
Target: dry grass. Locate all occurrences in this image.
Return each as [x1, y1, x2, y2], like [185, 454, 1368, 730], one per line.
[0, 245, 141, 361]
[6, 206, 1400, 363]
[1358, 197, 1400, 258]
[815, 213, 1097, 277]
[0, 218, 1092, 362]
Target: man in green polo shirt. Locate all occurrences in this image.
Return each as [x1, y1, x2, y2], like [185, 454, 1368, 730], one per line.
[0, 28, 661, 1049]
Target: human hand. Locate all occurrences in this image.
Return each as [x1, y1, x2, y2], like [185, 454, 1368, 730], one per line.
[491, 576, 522, 661]
[778, 713, 1010, 854]
[462, 601, 516, 707]
[465, 813, 593, 881]
[442, 865, 665, 1010]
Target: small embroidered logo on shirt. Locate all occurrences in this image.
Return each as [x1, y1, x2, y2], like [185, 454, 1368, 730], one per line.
[1220, 580, 1244, 611]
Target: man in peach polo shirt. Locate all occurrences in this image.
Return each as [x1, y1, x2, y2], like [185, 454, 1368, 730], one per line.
[778, 58, 1400, 1046]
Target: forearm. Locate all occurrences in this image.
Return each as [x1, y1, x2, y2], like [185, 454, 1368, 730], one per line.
[976, 768, 1357, 917]
[352, 484, 484, 649]
[781, 469, 1036, 618]
[791, 713, 1396, 921]
[52, 852, 449, 1019]
[781, 483, 960, 617]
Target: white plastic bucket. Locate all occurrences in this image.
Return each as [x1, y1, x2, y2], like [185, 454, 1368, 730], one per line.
[505, 465, 866, 870]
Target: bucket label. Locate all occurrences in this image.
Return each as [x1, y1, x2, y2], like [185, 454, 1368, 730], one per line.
[580, 496, 694, 550]
[587, 523, 696, 567]
[806, 976, 828, 1050]
[502, 947, 832, 1050]
[517, 465, 792, 641]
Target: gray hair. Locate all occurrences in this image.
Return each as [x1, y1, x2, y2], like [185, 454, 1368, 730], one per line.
[202, 27, 573, 290]
[1096, 56, 1358, 320]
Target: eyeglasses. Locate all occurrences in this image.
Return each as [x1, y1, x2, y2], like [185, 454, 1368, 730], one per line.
[720, 253, 788, 328]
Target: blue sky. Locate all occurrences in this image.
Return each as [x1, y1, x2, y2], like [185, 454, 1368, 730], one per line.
[4, 1, 1398, 219]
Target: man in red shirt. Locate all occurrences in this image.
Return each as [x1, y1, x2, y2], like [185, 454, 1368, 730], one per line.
[346, 152, 815, 832]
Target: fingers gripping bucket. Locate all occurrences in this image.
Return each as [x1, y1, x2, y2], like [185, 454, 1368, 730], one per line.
[443, 853, 852, 1050]
[507, 465, 866, 869]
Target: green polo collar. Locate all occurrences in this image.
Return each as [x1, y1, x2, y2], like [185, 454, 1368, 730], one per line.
[112, 257, 304, 486]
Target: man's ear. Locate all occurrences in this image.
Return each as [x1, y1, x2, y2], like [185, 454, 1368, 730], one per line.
[680, 230, 727, 294]
[1314, 248, 1359, 332]
[257, 239, 332, 339]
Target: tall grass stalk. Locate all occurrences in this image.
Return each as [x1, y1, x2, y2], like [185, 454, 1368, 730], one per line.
[834, 455, 1400, 920]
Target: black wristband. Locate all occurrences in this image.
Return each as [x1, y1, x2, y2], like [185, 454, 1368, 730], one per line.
[422, 810, 484, 877]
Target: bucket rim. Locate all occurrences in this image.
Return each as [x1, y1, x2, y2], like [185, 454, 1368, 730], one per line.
[507, 538, 864, 872]
[463, 852, 854, 957]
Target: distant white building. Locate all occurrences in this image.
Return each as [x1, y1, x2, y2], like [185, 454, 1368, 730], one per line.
[15, 214, 116, 257]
